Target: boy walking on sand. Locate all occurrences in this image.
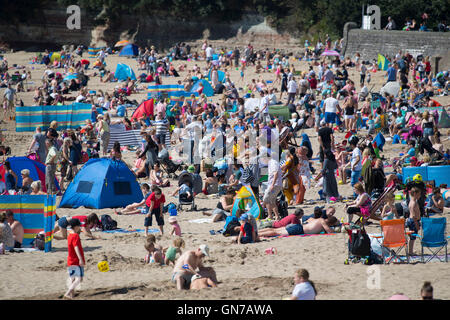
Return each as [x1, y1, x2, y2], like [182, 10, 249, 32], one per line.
[64, 218, 85, 299]
[407, 188, 421, 256]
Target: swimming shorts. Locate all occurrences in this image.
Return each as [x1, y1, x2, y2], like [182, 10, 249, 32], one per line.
[68, 265, 84, 278]
[285, 223, 304, 235]
[172, 271, 194, 288]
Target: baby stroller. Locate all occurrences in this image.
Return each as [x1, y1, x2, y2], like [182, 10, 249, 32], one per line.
[343, 221, 372, 265]
[176, 171, 202, 211]
[158, 148, 181, 178]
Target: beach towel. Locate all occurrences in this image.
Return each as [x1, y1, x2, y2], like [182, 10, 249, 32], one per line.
[102, 228, 159, 234]
[188, 218, 213, 224]
[261, 233, 336, 239]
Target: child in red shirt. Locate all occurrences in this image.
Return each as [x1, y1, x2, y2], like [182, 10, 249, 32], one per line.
[64, 218, 85, 299]
[144, 186, 166, 236]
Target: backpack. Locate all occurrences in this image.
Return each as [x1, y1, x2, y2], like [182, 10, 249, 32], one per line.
[100, 214, 117, 231]
[34, 232, 45, 251]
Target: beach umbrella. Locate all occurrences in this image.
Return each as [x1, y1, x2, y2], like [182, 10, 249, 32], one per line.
[63, 73, 78, 81]
[115, 40, 130, 47]
[321, 50, 340, 57]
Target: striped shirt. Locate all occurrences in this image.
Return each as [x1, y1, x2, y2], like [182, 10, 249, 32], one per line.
[152, 119, 169, 135]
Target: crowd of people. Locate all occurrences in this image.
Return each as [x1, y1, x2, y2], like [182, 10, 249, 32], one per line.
[1, 31, 449, 299]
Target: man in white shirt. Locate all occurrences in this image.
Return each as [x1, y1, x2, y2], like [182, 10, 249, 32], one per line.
[261, 155, 283, 220]
[286, 76, 298, 105]
[348, 137, 362, 196]
[259, 90, 270, 121]
[97, 49, 106, 63]
[205, 46, 214, 62]
[323, 93, 341, 127]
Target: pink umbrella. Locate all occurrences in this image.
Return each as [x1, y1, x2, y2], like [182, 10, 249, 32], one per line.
[321, 50, 340, 57]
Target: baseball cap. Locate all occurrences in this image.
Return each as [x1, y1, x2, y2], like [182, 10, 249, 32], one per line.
[199, 244, 210, 257]
[187, 165, 195, 173]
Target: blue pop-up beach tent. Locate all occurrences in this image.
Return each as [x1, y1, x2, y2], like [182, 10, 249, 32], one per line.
[119, 44, 139, 57]
[59, 158, 143, 209]
[115, 63, 136, 81]
[191, 79, 214, 97]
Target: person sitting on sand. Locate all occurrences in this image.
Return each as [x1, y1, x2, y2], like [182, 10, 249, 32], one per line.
[172, 244, 211, 290]
[150, 162, 170, 187]
[258, 216, 338, 237]
[29, 181, 46, 195]
[5, 210, 24, 248]
[290, 268, 317, 300]
[164, 237, 185, 266]
[144, 234, 165, 265]
[231, 213, 256, 244]
[202, 188, 236, 222]
[202, 169, 218, 195]
[116, 183, 152, 215]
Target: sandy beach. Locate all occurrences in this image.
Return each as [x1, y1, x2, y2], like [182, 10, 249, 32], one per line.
[1, 48, 449, 300]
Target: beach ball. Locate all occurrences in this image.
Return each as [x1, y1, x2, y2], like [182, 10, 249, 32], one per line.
[97, 261, 110, 272]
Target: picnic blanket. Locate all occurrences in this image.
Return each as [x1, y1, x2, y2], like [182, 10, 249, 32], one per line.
[107, 123, 142, 151]
[16, 103, 92, 132]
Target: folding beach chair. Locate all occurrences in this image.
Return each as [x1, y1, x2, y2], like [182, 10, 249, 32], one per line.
[373, 218, 411, 264]
[413, 217, 449, 263]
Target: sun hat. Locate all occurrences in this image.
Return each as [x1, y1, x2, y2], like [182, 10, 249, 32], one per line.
[168, 216, 177, 223]
[199, 244, 210, 257]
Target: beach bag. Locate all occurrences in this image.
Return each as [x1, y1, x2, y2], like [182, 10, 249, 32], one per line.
[100, 214, 117, 231]
[34, 232, 45, 251]
[351, 228, 371, 257]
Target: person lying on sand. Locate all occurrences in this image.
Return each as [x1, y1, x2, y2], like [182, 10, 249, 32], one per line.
[258, 216, 338, 237]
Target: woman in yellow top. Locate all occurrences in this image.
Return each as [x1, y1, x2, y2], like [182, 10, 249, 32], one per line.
[281, 147, 301, 205]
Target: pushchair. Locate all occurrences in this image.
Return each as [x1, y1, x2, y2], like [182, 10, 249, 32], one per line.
[343, 221, 372, 265]
[176, 171, 202, 211]
[157, 148, 181, 178]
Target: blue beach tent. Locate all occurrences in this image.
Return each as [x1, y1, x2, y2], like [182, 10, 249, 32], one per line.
[191, 79, 214, 97]
[115, 63, 136, 81]
[59, 158, 143, 209]
[119, 44, 139, 57]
